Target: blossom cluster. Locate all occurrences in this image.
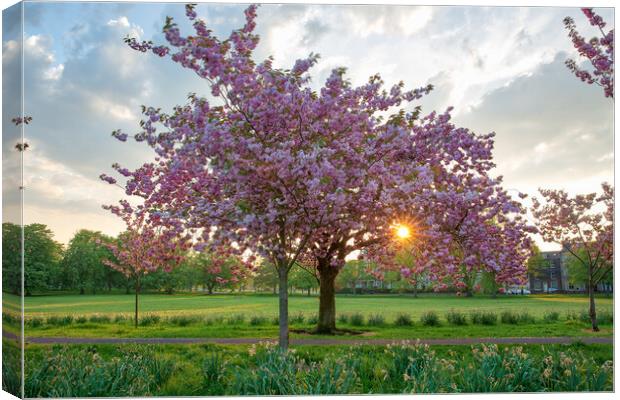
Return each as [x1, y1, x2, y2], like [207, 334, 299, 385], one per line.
[564, 8, 614, 98]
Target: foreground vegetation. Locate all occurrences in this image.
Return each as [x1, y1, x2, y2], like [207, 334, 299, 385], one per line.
[6, 342, 611, 396]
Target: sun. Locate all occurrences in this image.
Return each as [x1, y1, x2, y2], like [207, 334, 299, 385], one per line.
[395, 225, 411, 239]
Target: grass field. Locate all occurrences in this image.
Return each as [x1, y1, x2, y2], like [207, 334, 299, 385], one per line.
[4, 292, 614, 319]
[3, 293, 614, 395]
[2, 292, 612, 340]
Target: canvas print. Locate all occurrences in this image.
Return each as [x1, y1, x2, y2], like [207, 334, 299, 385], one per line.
[1, 0, 614, 397]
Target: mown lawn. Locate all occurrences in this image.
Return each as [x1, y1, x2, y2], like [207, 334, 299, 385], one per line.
[2, 292, 612, 340]
[18, 318, 613, 340]
[5, 292, 614, 319]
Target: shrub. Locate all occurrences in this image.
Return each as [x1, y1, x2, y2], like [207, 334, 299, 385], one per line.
[250, 315, 268, 326]
[2, 313, 18, 325]
[307, 314, 319, 325]
[26, 317, 44, 328]
[337, 314, 349, 324]
[349, 312, 364, 326]
[206, 316, 224, 326]
[2, 343, 21, 395]
[367, 314, 385, 326]
[393, 313, 413, 327]
[168, 315, 199, 326]
[231, 343, 299, 395]
[46, 315, 73, 326]
[89, 314, 111, 324]
[470, 310, 497, 325]
[517, 312, 535, 324]
[202, 353, 227, 395]
[226, 314, 245, 325]
[446, 310, 467, 325]
[24, 345, 174, 397]
[598, 311, 613, 324]
[271, 316, 280, 326]
[75, 316, 88, 324]
[114, 314, 128, 323]
[500, 310, 519, 324]
[385, 343, 443, 393]
[543, 311, 560, 323]
[566, 310, 580, 321]
[139, 314, 161, 326]
[300, 357, 359, 394]
[420, 311, 440, 327]
[290, 313, 305, 324]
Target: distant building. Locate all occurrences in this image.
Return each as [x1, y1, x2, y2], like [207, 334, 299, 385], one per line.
[528, 250, 611, 293]
[528, 251, 567, 293]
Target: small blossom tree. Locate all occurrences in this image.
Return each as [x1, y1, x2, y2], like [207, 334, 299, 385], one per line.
[531, 183, 613, 331]
[564, 8, 614, 98]
[102, 200, 190, 327]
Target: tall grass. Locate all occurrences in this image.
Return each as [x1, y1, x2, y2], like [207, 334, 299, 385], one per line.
[23, 343, 613, 395]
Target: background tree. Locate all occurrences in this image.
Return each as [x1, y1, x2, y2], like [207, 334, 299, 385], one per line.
[564, 8, 614, 98]
[62, 230, 117, 294]
[102, 200, 190, 327]
[531, 183, 613, 331]
[566, 247, 613, 292]
[17, 224, 63, 296]
[253, 262, 279, 294]
[2, 223, 22, 295]
[288, 264, 319, 296]
[188, 250, 247, 295]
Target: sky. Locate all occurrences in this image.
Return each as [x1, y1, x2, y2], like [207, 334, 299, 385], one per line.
[1, 1, 615, 251]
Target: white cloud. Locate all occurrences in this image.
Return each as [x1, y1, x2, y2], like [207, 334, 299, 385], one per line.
[107, 16, 130, 28]
[90, 96, 138, 121]
[534, 142, 549, 154]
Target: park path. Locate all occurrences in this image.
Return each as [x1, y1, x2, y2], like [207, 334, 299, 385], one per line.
[2, 330, 612, 346]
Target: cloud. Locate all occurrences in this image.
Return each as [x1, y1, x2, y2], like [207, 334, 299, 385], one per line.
[455, 53, 613, 197]
[4, 2, 613, 248]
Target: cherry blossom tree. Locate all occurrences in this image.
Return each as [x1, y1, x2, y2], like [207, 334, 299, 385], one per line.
[531, 183, 613, 331]
[101, 200, 190, 327]
[564, 8, 614, 98]
[103, 3, 437, 346]
[189, 247, 250, 294]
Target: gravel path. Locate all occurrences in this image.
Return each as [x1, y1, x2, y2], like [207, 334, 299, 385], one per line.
[2, 330, 612, 346]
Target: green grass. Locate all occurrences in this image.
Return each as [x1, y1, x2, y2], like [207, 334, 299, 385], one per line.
[19, 318, 612, 339]
[6, 292, 613, 320]
[3, 292, 612, 340]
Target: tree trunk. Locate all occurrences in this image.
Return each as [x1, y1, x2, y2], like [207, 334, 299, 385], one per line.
[413, 279, 418, 298]
[588, 276, 599, 332]
[134, 278, 140, 328]
[317, 259, 338, 334]
[277, 266, 289, 350]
